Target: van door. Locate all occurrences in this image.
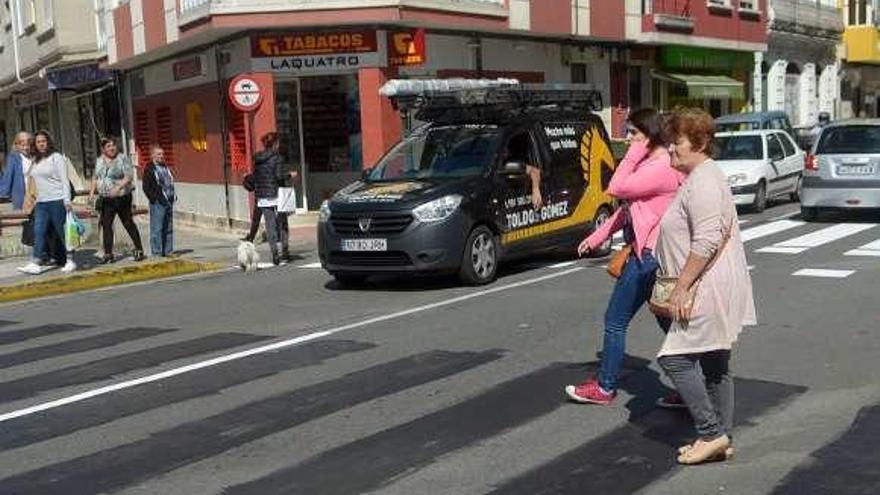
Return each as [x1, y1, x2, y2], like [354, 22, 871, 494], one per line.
[494, 127, 547, 254]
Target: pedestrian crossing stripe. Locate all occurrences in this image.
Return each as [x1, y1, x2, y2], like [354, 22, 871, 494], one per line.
[845, 239, 880, 257]
[793, 269, 856, 278]
[756, 223, 876, 254]
[740, 220, 804, 243]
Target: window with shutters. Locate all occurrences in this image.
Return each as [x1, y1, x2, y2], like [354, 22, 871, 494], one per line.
[227, 109, 249, 173]
[133, 109, 151, 168]
[155, 106, 175, 167]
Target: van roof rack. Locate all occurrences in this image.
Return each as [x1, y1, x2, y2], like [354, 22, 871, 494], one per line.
[380, 79, 603, 123]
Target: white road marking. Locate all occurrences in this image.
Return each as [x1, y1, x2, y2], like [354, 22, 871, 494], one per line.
[547, 261, 577, 269]
[793, 269, 856, 278]
[0, 267, 584, 423]
[738, 219, 749, 225]
[740, 220, 805, 243]
[298, 262, 323, 268]
[768, 210, 800, 222]
[844, 239, 880, 257]
[748, 265, 755, 271]
[757, 223, 876, 254]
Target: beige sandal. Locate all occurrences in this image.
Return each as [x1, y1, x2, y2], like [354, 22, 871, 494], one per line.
[677, 435, 732, 465]
[678, 443, 734, 460]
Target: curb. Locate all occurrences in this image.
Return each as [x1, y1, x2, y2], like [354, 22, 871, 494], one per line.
[0, 258, 223, 304]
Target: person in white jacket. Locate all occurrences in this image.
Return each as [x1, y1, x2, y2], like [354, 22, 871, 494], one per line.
[19, 131, 75, 275]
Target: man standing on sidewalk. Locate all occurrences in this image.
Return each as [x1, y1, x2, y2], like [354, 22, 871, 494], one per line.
[142, 146, 176, 257]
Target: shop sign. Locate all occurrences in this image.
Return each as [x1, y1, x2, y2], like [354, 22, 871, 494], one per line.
[47, 63, 113, 90]
[251, 30, 382, 74]
[13, 90, 49, 109]
[229, 75, 263, 112]
[388, 29, 426, 67]
[173, 55, 206, 82]
[561, 46, 601, 65]
[659, 46, 751, 73]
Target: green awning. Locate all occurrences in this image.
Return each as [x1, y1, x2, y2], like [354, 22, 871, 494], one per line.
[653, 71, 745, 100]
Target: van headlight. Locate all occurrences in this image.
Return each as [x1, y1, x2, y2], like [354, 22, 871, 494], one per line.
[413, 194, 463, 223]
[727, 173, 749, 186]
[319, 200, 332, 223]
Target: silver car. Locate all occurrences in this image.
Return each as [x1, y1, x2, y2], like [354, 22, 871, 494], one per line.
[801, 120, 880, 221]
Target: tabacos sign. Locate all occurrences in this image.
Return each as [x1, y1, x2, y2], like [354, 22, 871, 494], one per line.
[251, 31, 382, 74]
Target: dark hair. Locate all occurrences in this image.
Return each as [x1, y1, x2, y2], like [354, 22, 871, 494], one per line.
[670, 108, 715, 154]
[100, 136, 118, 150]
[627, 108, 669, 149]
[32, 130, 56, 162]
[260, 132, 279, 150]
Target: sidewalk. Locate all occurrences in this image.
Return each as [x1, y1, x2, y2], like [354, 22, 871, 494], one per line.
[0, 212, 318, 302]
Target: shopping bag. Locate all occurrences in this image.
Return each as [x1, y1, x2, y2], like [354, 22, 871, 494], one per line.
[277, 187, 297, 213]
[65, 211, 86, 251]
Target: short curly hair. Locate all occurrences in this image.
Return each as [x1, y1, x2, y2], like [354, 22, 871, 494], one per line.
[670, 108, 715, 153]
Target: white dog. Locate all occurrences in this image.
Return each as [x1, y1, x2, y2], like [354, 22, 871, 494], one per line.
[237, 241, 260, 272]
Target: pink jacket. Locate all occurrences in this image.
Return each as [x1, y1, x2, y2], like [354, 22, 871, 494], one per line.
[584, 141, 684, 258]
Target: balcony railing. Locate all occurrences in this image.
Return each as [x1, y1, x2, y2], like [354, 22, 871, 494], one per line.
[649, 0, 696, 31]
[769, 0, 844, 39]
[179, 0, 506, 27]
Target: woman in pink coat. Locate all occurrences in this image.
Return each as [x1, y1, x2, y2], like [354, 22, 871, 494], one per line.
[565, 108, 684, 405]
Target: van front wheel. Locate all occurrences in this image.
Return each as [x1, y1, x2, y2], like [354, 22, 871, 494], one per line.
[590, 206, 614, 258]
[459, 226, 499, 285]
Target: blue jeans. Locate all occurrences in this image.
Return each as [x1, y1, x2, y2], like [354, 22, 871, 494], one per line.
[598, 250, 662, 392]
[33, 200, 67, 264]
[149, 202, 174, 256]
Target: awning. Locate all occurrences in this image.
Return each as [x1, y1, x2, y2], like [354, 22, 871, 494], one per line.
[652, 71, 745, 100]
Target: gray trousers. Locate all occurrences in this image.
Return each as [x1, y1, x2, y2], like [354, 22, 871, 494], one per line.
[658, 350, 733, 440]
[259, 207, 287, 259]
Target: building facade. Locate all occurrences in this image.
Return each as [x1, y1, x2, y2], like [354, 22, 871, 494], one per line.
[840, 0, 880, 118]
[0, 0, 119, 185]
[105, 0, 767, 225]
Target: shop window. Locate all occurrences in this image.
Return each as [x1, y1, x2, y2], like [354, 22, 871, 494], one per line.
[226, 109, 248, 173]
[133, 109, 151, 168]
[155, 107, 175, 167]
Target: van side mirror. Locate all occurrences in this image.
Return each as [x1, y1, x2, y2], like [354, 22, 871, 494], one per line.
[502, 161, 526, 175]
[361, 168, 373, 180]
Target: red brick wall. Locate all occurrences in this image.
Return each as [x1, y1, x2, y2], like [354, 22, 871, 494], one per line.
[529, 0, 572, 34]
[113, 3, 134, 61]
[643, 0, 767, 44]
[143, 0, 167, 51]
[590, 0, 626, 40]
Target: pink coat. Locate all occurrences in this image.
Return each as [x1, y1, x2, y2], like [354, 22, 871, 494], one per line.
[584, 141, 684, 258]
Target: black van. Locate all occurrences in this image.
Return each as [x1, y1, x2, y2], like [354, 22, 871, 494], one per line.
[317, 82, 618, 285]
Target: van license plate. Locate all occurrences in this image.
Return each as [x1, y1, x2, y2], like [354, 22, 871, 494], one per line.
[838, 165, 876, 176]
[342, 239, 387, 251]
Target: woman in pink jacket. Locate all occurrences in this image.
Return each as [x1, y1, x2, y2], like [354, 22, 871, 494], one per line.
[565, 108, 684, 405]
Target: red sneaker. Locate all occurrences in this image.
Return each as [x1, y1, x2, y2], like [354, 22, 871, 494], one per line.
[656, 392, 688, 409]
[564, 379, 615, 405]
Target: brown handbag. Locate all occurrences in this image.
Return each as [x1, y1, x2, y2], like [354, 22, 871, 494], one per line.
[606, 244, 632, 279]
[648, 219, 734, 321]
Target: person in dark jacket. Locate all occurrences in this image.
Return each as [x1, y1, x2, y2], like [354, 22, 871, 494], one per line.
[247, 132, 298, 265]
[142, 145, 176, 257]
[0, 132, 32, 210]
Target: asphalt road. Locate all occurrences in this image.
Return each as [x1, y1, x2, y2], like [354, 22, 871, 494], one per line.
[1, 199, 879, 495]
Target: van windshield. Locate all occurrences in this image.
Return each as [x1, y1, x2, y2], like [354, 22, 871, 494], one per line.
[715, 135, 764, 160]
[816, 126, 880, 154]
[367, 125, 501, 181]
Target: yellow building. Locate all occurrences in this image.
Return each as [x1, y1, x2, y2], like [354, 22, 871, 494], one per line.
[840, 0, 880, 117]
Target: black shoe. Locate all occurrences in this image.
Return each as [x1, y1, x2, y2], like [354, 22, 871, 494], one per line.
[240, 237, 252, 242]
[133, 250, 145, 262]
[281, 250, 291, 261]
[272, 254, 281, 266]
[98, 254, 114, 264]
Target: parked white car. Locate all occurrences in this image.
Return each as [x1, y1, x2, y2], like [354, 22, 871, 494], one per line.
[714, 130, 805, 212]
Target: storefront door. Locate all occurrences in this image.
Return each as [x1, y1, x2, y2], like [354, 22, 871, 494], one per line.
[274, 79, 309, 211]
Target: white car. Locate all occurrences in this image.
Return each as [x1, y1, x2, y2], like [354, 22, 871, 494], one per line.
[714, 130, 805, 212]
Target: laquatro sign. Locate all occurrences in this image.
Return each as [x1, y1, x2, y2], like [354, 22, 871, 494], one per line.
[251, 30, 383, 74]
[659, 46, 752, 73]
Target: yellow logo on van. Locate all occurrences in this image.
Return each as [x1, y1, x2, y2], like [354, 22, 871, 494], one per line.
[501, 125, 615, 245]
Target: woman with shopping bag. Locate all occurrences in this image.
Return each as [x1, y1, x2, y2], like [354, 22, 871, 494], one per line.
[18, 131, 76, 275]
[89, 137, 145, 264]
[247, 132, 299, 266]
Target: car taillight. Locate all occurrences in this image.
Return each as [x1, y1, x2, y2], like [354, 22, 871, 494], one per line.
[805, 153, 819, 171]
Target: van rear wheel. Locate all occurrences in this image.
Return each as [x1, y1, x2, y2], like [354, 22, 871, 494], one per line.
[459, 226, 499, 285]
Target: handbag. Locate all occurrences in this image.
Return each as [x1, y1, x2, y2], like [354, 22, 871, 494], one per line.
[648, 219, 734, 321]
[277, 186, 297, 213]
[606, 244, 632, 278]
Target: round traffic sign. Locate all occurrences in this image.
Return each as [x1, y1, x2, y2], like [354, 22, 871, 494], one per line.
[229, 75, 263, 112]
